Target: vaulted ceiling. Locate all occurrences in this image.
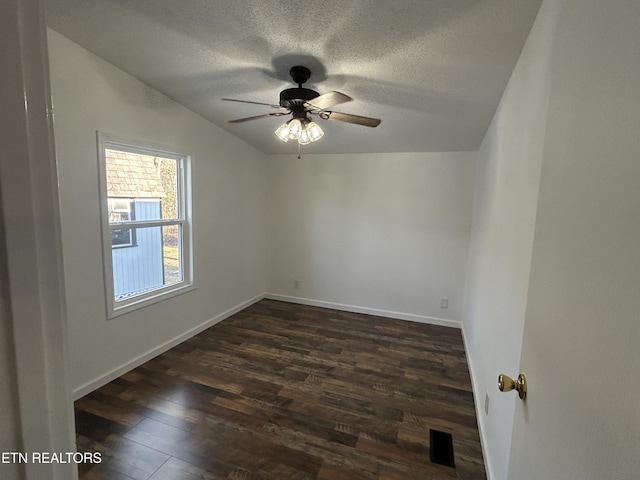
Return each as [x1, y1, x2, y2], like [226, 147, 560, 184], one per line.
[45, 0, 542, 155]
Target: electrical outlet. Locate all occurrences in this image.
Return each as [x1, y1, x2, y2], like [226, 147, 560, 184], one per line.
[485, 392, 490, 415]
[294, 279, 300, 289]
[440, 298, 449, 309]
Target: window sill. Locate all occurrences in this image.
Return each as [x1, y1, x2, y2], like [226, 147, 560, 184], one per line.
[108, 282, 197, 319]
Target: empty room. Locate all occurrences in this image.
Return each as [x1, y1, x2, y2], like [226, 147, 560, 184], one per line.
[1, 1, 639, 479]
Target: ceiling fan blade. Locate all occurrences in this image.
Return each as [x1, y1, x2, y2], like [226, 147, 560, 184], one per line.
[305, 91, 352, 110]
[228, 112, 289, 123]
[323, 111, 381, 127]
[222, 98, 284, 109]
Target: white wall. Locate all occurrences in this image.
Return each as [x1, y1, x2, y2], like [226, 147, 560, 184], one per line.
[267, 152, 476, 325]
[48, 30, 268, 397]
[461, 1, 551, 478]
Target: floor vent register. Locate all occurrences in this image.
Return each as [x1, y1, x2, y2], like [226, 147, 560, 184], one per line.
[429, 429, 455, 468]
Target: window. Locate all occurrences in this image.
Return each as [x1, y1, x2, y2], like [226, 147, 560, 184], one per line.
[98, 134, 193, 317]
[108, 198, 136, 247]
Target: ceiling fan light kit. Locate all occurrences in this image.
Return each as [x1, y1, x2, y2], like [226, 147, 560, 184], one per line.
[274, 118, 324, 144]
[224, 65, 380, 154]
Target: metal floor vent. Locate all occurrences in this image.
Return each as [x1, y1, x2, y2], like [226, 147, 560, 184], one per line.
[429, 429, 455, 468]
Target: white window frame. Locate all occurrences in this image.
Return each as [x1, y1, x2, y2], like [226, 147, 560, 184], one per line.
[97, 132, 195, 318]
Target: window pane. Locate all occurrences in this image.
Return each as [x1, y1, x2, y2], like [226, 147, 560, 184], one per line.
[106, 149, 166, 205]
[112, 226, 162, 300]
[112, 224, 182, 301]
[162, 224, 182, 286]
[108, 198, 135, 247]
[111, 227, 133, 247]
[158, 158, 178, 219]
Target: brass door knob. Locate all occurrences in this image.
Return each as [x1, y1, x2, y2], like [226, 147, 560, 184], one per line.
[498, 373, 527, 400]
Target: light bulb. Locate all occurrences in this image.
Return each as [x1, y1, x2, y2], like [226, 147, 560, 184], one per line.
[274, 122, 291, 142]
[306, 121, 324, 142]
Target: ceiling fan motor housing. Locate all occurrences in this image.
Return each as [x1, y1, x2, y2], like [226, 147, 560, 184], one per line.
[279, 87, 320, 109]
[279, 65, 319, 109]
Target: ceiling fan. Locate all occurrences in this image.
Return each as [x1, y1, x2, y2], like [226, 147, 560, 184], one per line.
[222, 66, 381, 147]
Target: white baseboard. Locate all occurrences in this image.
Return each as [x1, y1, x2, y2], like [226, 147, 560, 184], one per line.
[461, 324, 493, 480]
[72, 293, 265, 400]
[264, 293, 461, 329]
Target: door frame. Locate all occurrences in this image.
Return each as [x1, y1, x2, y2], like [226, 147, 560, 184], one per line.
[0, 1, 77, 479]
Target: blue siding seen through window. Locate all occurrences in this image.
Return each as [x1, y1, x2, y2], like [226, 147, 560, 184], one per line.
[112, 200, 164, 299]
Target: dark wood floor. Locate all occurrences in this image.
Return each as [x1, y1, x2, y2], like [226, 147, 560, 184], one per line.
[75, 299, 486, 479]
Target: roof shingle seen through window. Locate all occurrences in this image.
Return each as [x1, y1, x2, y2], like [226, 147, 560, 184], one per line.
[106, 150, 166, 198]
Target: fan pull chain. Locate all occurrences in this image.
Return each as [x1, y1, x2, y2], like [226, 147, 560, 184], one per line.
[297, 142, 302, 159]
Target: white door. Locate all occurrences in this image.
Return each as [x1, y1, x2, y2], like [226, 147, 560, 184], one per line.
[507, 1, 640, 478]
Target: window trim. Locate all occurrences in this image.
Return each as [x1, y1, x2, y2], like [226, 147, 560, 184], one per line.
[97, 132, 195, 319]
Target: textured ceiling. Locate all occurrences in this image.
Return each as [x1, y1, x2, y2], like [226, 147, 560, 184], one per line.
[45, 0, 542, 155]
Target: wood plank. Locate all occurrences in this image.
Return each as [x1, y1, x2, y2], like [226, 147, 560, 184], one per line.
[75, 299, 486, 479]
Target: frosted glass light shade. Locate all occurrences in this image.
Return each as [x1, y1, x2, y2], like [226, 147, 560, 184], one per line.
[298, 128, 311, 145]
[275, 118, 325, 145]
[306, 121, 324, 142]
[287, 119, 302, 140]
[274, 122, 291, 142]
